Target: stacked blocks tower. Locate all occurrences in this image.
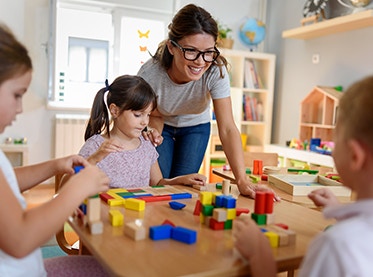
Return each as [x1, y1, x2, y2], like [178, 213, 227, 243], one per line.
[196, 191, 238, 230]
[251, 191, 296, 248]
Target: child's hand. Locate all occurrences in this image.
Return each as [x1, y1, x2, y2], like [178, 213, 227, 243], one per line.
[87, 138, 124, 164]
[56, 155, 91, 175]
[181, 173, 207, 186]
[308, 188, 340, 207]
[69, 164, 110, 197]
[233, 218, 265, 261]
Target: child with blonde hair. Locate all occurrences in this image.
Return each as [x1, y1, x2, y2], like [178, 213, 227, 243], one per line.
[233, 76, 373, 277]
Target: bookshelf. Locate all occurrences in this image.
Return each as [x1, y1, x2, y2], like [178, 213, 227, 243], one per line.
[202, 49, 276, 181]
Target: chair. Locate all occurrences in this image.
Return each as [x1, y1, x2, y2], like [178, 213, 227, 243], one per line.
[243, 152, 279, 167]
[55, 174, 79, 255]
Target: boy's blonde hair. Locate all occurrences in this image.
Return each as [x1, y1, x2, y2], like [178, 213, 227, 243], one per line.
[338, 76, 373, 151]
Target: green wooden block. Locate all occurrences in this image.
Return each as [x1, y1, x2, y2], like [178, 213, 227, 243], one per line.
[201, 204, 214, 216]
[224, 220, 233, 229]
[251, 213, 266, 225]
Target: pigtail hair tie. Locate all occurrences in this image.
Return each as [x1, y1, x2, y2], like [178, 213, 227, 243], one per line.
[105, 79, 110, 92]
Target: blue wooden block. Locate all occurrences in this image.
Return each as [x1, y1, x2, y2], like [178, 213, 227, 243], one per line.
[169, 201, 186, 210]
[171, 193, 192, 200]
[171, 226, 197, 244]
[215, 195, 224, 207]
[223, 196, 236, 208]
[74, 165, 84, 174]
[149, 225, 173, 240]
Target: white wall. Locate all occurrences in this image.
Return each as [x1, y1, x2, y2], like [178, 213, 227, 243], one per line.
[4, 0, 370, 165]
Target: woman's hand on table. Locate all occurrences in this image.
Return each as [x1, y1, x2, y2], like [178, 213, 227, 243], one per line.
[237, 179, 281, 201]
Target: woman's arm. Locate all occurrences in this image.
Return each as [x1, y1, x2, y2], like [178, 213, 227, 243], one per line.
[213, 97, 255, 196]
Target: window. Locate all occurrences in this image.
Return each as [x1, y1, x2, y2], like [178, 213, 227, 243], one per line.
[48, 0, 172, 110]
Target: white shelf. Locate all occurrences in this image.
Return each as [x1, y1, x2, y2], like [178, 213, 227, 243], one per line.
[0, 144, 29, 166]
[282, 9, 373, 40]
[265, 144, 334, 169]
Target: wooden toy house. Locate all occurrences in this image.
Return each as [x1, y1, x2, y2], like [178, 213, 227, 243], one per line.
[299, 86, 342, 142]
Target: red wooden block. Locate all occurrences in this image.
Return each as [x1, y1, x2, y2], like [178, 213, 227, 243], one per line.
[162, 219, 176, 227]
[209, 218, 225, 230]
[236, 208, 250, 216]
[265, 191, 274, 213]
[261, 174, 268, 181]
[193, 200, 202, 216]
[139, 195, 172, 202]
[99, 192, 114, 203]
[254, 191, 266, 214]
[275, 223, 289, 230]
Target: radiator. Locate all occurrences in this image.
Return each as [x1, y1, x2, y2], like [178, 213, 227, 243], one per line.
[55, 114, 89, 158]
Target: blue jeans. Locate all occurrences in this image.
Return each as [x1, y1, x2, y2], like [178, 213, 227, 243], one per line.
[157, 123, 211, 178]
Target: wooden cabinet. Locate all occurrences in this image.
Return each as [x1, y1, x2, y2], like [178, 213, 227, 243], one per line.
[202, 49, 276, 181]
[0, 144, 29, 166]
[282, 9, 373, 40]
[299, 86, 342, 142]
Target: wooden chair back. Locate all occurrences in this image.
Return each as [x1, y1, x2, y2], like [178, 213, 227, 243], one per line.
[243, 152, 279, 167]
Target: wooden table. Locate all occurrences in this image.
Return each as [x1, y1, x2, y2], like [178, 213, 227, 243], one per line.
[68, 185, 335, 277]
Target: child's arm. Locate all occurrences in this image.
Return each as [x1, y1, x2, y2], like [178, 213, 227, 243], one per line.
[14, 155, 91, 192]
[233, 218, 276, 277]
[0, 162, 109, 258]
[149, 161, 206, 187]
[308, 188, 340, 207]
[160, 174, 207, 187]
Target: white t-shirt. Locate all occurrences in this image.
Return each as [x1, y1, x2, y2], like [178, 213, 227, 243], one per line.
[299, 199, 373, 277]
[138, 59, 231, 127]
[0, 150, 46, 277]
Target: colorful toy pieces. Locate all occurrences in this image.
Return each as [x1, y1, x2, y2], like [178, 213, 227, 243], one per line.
[251, 191, 296, 248]
[195, 191, 249, 230]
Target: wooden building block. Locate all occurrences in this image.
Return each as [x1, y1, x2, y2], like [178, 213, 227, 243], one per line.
[125, 198, 145, 211]
[213, 208, 227, 222]
[87, 196, 101, 222]
[124, 221, 146, 241]
[109, 209, 124, 227]
[89, 220, 103, 235]
[264, 231, 279, 248]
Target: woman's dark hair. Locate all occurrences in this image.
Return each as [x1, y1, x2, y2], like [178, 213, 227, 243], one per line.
[85, 75, 157, 141]
[0, 23, 32, 85]
[152, 4, 228, 77]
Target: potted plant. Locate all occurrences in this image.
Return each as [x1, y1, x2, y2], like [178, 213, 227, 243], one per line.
[217, 22, 234, 49]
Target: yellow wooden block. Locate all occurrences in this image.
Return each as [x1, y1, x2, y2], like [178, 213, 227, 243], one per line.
[200, 191, 212, 205]
[108, 198, 125, 206]
[109, 188, 128, 194]
[125, 198, 145, 211]
[264, 231, 279, 248]
[109, 210, 124, 226]
[107, 191, 124, 200]
[226, 208, 236, 220]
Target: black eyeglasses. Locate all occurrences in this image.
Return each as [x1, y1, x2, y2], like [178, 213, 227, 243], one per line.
[170, 40, 220, 63]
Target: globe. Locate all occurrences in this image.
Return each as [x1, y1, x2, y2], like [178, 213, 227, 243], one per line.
[239, 18, 266, 50]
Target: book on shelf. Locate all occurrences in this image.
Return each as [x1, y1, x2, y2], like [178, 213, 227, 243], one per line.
[244, 59, 260, 89]
[243, 95, 264, 122]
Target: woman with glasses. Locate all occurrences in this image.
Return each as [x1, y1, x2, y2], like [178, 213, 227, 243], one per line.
[138, 4, 278, 200]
